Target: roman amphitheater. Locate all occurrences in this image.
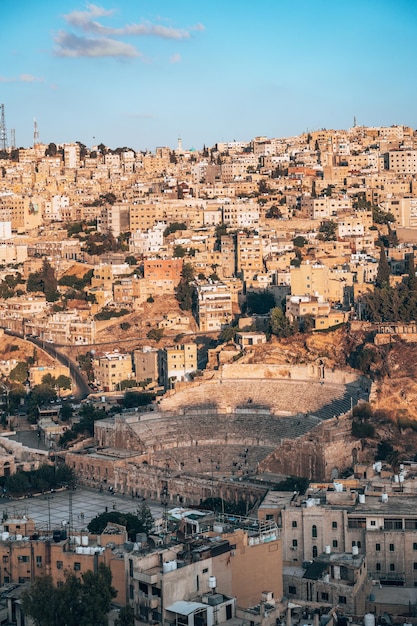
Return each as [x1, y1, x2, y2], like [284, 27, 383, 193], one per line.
[69, 363, 369, 505]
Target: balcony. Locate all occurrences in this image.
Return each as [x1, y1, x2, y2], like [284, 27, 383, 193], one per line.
[133, 565, 161, 585]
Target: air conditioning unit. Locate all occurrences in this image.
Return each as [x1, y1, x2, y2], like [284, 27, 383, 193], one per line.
[291, 546, 297, 551]
[37, 563, 43, 567]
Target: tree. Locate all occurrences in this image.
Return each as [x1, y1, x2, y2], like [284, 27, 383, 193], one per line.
[9, 361, 29, 383]
[22, 564, 116, 626]
[270, 307, 292, 338]
[265, 205, 282, 219]
[56, 375, 72, 390]
[88, 511, 151, 541]
[318, 220, 337, 241]
[60, 403, 73, 422]
[123, 391, 155, 408]
[175, 263, 195, 311]
[115, 605, 135, 626]
[375, 244, 390, 288]
[137, 502, 154, 534]
[293, 236, 307, 248]
[21, 574, 58, 626]
[245, 290, 276, 315]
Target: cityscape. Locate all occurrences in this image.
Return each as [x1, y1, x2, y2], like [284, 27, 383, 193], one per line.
[0, 117, 416, 625]
[1, 1, 417, 624]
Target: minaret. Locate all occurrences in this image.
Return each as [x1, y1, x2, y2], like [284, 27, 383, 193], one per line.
[177, 136, 183, 153]
[33, 117, 39, 146]
[0, 105, 8, 151]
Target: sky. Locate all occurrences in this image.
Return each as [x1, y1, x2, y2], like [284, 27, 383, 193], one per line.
[1, 0, 417, 152]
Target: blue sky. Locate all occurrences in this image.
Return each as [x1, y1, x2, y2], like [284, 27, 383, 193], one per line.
[2, 0, 417, 151]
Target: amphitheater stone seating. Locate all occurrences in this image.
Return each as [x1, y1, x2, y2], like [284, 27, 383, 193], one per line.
[109, 373, 368, 476]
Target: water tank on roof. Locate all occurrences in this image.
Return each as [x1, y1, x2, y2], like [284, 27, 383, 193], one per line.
[81, 536, 89, 546]
[364, 614, 375, 626]
[1, 532, 9, 541]
[325, 545, 331, 554]
[208, 576, 217, 589]
[359, 493, 366, 504]
[352, 545, 359, 556]
[381, 493, 388, 503]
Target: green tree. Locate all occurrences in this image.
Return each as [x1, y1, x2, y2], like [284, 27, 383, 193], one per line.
[318, 220, 337, 241]
[123, 391, 155, 408]
[88, 511, 150, 541]
[56, 375, 72, 390]
[246, 290, 276, 315]
[137, 502, 154, 534]
[22, 564, 116, 626]
[270, 307, 292, 338]
[9, 361, 29, 383]
[60, 403, 74, 422]
[115, 605, 135, 626]
[175, 262, 195, 311]
[375, 245, 390, 288]
[21, 574, 58, 626]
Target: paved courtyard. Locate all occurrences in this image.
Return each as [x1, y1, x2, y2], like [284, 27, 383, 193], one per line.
[1, 487, 164, 535]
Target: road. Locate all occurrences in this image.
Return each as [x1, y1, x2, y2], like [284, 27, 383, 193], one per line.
[4, 330, 90, 399]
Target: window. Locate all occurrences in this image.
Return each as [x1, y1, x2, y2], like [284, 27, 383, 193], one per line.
[376, 563, 381, 571]
[389, 544, 395, 552]
[338, 596, 347, 605]
[376, 543, 381, 551]
[289, 586, 297, 595]
[414, 543, 417, 550]
[292, 521, 297, 528]
[57, 561, 63, 570]
[203, 568, 208, 574]
[312, 546, 318, 558]
[332, 521, 337, 529]
[312, 525, 318, 538]
[370, 520, 376, 526]
[74, 562, 81, 571]
[321, 592, 329, 601]
[129, 584, 134, 600]
[2, 556, 8, 563]
[36, 556, 42, 565]
[332, 540, 338, 548]
[390, 563, 395, 571]
[292, 539, 298, 548]
[413, 563, 417, 570]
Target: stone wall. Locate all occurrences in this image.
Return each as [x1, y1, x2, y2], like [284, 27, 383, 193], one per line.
[258, 415, 361, 481]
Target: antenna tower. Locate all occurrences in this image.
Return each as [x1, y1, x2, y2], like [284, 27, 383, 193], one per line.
[10, 129, 15, 149]
[33, 117, 39, 146]
[0, 105, 8, 151]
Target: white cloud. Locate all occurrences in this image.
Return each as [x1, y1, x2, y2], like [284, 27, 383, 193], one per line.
[63, 4, 203, 40]
[0, 74, 43, 83]
[20, 74, 43, 82]
[170, 53, 181, 64]
[54, 31, 140, 58]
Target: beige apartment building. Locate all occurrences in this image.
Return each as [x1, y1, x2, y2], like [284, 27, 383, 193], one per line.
[236, 231, 264, 280]
[194, 281, 233, 332]
[387, 150, 417, 174]
[290, 263, 353, 304]
[93, 351, 133, 391]
[133, 347, 159, 387]
[158, 342, 198, 390]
